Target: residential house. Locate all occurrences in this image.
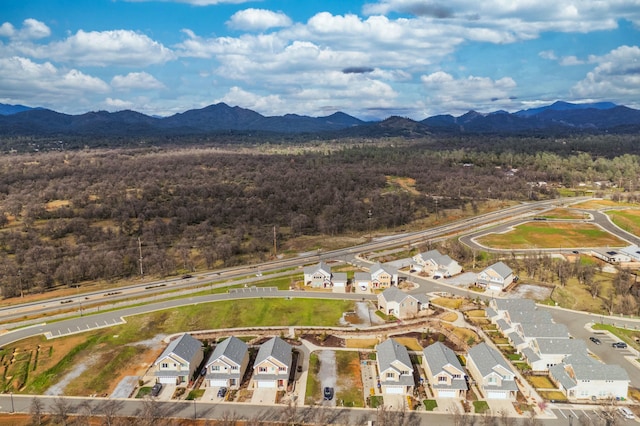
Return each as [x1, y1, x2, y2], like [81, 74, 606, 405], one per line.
[153, 333, 204, 385]
[466, 342, 518, 400]
[549, 353, 629, 400]
[592, 249, 631, 264]
[376, 338, 415, 395]
[252, 337, 292, 389]
[620, 245, 640, 262]
[303, 262, 332, 288]
[332, 272, 348, 293]
[377, 286, 429, 320]
[521, 338, 587, 372]
[204, 336, 249, 389]
[369, 262, 398, 289]
[476, 262, 514, 291]
[411, 249, 462, 277]
[354, 272, 372, 293]
[422, 342, 467, 398]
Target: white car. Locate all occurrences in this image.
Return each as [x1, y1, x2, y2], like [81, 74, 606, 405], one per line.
[618, 407, 635, 420]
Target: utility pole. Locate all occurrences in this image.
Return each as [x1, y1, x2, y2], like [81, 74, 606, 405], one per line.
[435, 198, 439, 220]
[138, 237, 144, 276]
[368, 209, 373, 241]
[273, 225, 277, 258]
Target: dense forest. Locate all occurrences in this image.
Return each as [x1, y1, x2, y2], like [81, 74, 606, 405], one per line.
[1, 134, 640, 298]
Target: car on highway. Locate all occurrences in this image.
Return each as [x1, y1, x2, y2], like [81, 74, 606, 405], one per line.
[151, 383, 163, 397]
[612, 341, 628, 349]
[323, 387, 334, 401]
[589, 336, 601, 344]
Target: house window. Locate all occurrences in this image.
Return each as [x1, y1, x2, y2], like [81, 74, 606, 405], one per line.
[438, 376, 447, 382]
[488, 377, 496, 384]
[452, 374, 461, 379]
[161, 363, 168, 369]
[212, 366, 220, 371]
[231, 366, 238, 371]
[279, 367, 287, 372]
[259, 367, 267, 373]
[386, 372, 394, 378]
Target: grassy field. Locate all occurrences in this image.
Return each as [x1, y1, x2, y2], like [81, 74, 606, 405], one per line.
[573, 199, 637, 210]
[527, 376, 555, 389]
[393, 337, 423, 351]
[477, 222, 626, 249]
[335, 351, 364, 407]
[540, 208, 587, 220]
[430, 297, 464, 310]
[4, 298, 353, 396]
[305, 353, 321, 405]
[473, 400, 490, 414]
[607, 209, 640, 237]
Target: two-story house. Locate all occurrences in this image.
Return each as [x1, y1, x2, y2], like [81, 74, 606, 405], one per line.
[303, 262, 332, 288]
[377, 286, 429, 320]
[476, 261, 514, 291]
[376, 338, 415, 395]
[252, 337, 292, 390]
[369, 262, 398, 289]
[466, 342, 518, 400]
[153, 333, 203, 385]
[204, 336, 249, 389]
[422, 342, 467, 398]
[411, 249, 462, 277]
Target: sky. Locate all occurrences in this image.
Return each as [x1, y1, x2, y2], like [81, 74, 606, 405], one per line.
[1, 0, 639, 121]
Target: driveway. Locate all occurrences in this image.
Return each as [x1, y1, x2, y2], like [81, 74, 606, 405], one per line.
[250, 388, 277, 405]
[487, 399, 519, 417]
[382, 393, 408, 410]
[435, 398, 463, 414]
[318, 350, 337, 407]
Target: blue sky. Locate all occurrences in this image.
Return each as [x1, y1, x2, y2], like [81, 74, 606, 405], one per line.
[1, 0, 639, 120]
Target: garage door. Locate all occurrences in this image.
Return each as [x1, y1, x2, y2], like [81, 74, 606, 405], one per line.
[488, 284, 503, 291]
[158, 377, 175, 384]
[487, 391, 508, 399]
[257, 381, 276, 388]
[385, 386, 404, 394]
[209, 379, 227, 387]
[437, 390, 457, 398]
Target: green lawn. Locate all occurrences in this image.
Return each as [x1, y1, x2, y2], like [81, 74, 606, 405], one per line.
[473, 400, 490, 414]
[423, 400, 437, 411]
[607, 209, 640, 237]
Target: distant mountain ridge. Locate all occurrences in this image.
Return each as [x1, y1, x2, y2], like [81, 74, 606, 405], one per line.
[0, 101, 638, 138]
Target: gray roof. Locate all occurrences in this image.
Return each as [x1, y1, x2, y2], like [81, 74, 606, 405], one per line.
[423, 342, 462, 372]
[485, 307, 498, 318]
[419, 250, 458, 268]
[467, 342, 515, 379]
[492, 298, 536, 312]
[370, 262, 397, 276]
[518, 322, 569, 339]
[303, 261, 331, 276]
[507, 331, 525, 347]
[332, 272, 348, 282]
[377, 338, 415, 387]
[155, 333, 201, 365]
[550, 353, 630, 389]
[496, 319, 511, 332]
[508, 310, 553, 324]
[534, 338, 586, 356]
[354, 271, 371, 281]
[255, 336, 292, 368]
[486, 261, 513, 279]
[521, 347, 541, 363]
[379, 287, 429, 305]
[206, 336, 248, 368]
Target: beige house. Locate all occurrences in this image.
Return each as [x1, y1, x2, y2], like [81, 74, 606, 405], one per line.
[251, 337, 292, 389]
[153, 333, 204, 385]
[376, 338, 415, 395]
[466, 342, 518, 400]
[369, 262, 398, 289]
[377, 286, 429, 319]
[204, 336, 249, 389]
[303, 262, 332, 288]
[422, 342, 467, 398]
[476, 262, 514, 291]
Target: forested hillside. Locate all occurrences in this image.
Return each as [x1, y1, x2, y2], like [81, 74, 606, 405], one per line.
[1, 136, 640, 298]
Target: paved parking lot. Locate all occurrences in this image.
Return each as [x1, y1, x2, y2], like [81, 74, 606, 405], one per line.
[554, 406, 635, 424]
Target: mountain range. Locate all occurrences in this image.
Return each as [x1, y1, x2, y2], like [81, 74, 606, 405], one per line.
[0, 100, 639, 138]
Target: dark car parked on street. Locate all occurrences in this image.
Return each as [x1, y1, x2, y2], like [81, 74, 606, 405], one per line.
[323, 387, 334, 401]
[151, 383, 163, 397]
[612, 341, 628, 349]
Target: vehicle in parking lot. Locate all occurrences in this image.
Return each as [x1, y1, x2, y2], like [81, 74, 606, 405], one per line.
[151, 383, 163, 397]
[589, 336, 601, 344]
[217, 387, 227, 398]
[618, 407, 635, 419]
[612, 341, 628, 348]
[323, 387, 334, 401]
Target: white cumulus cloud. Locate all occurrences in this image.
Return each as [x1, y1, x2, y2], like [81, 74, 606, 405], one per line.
[572, 45, 640, 108]
[111, 72, 165, 90]
[421, 71, 517, 114]
[227, 9, 292, 31]
[0, 19, 50, 40]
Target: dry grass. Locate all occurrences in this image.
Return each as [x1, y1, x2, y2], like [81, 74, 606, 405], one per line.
[393, 337, 423, 351]
[440, 312, 458, 322]
[538, 391, 567, 401]
[541, 208, 586, 220]
[527, 376, 556, 389]
[345, 339, 378, 349]
[466, 310, 486, 318]
[477, 222, 626, 249]
[607, 209, 640, 237]
[431, 297, 463, 310]
[385, 176, 420, 195]
[44, 199, 71, 211]
[573, 200, 636, 209]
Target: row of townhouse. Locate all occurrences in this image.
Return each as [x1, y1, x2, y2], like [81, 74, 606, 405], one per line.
[153, 334, 293, 391]
[487, 298, 629, 401]
[592, 245, 640, 264]
[379, 338, 520, 400]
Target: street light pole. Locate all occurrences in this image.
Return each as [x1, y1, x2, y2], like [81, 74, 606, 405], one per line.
[10, 392, 14, 413]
